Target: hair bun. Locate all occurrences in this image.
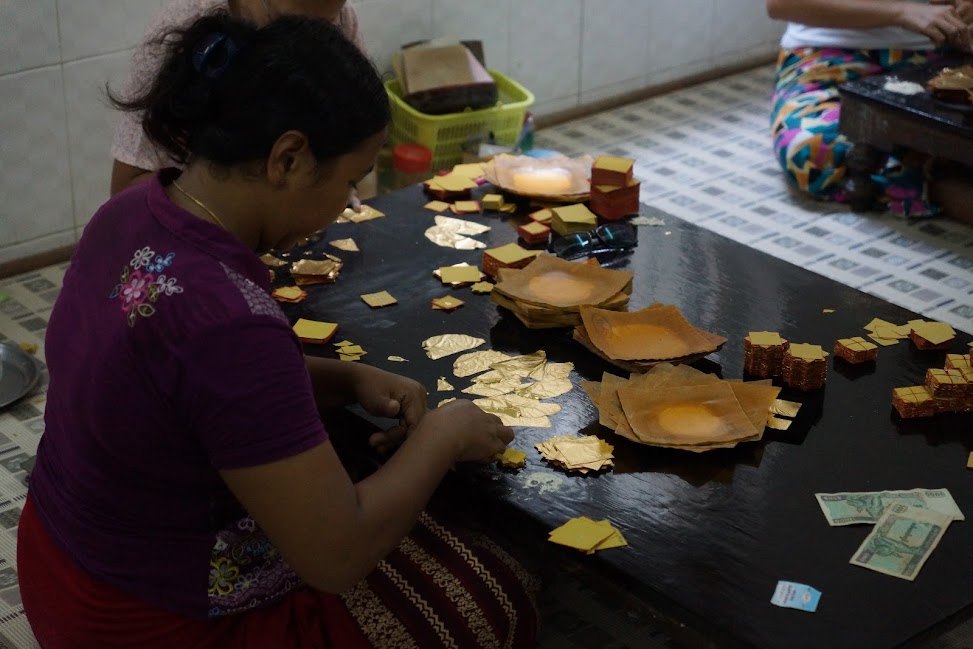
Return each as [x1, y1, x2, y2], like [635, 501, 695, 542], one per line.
[192, 33, 240, 81]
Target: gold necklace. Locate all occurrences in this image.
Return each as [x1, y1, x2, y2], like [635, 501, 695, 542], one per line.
[171, 181, 230, 231]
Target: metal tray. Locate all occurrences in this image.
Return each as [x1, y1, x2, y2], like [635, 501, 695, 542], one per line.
[0, 342, 41, 409]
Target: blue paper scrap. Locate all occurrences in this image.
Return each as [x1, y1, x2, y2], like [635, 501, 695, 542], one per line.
[771, 580, 821, 613]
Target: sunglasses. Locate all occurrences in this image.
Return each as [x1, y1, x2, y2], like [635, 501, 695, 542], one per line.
[549, 222, 638, 260]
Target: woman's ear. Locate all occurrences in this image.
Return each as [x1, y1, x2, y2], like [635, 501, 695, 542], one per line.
[266, 130, 312, 189]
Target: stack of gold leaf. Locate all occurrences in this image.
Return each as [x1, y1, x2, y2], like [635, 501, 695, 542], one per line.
[482, 243, 542, 278]
[290, 255, 343, 285]
[781, 343, 828, 390]
[583, 362, 782, 452]
[451, 349, 574, 427]
[490, 254, 632, 329]
[743, 331, 788, 378]
[535, 434, 614, 473]
[548, 517, 627, 554]
[575, 303, 726, 373]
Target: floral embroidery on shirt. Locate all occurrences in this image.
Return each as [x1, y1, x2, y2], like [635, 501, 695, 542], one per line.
[207, 515, 302, 616]
[110, 246, 182, 327]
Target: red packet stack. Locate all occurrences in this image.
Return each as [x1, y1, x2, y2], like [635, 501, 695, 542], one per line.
[743, 332, 788, 378]
[833, 336, 878, 364]
[590, 156, 640, 221]
[517, 221, 552, 245]
[781, 343, 829, 390]
[482, 243, 541, 278]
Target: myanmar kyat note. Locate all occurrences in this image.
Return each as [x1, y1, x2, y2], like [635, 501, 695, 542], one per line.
[849, 504, 952, 581]
[815, 488, 964, 526]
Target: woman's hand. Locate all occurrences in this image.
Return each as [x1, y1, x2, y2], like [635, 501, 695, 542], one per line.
[897, 2, 968, 46]
[350, 367, 427, 448]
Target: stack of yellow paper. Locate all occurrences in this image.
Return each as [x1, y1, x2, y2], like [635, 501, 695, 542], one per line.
[535, 434, 614, 473]
[548, 517, 627, 554]
[293, 319, 338, 344]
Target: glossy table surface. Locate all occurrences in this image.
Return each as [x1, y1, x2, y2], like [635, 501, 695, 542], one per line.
[283, 185, 973, 649]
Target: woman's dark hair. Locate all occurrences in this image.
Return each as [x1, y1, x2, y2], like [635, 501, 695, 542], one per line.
[110, 12, 389, 167]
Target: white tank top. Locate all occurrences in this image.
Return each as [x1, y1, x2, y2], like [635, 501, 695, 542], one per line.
[780, 23, 934, 51]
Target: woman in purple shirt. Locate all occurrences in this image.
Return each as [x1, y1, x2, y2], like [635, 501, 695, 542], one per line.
[18, 11, 537, 649]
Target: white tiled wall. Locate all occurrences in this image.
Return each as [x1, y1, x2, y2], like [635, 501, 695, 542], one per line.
[0, 0, 783, 266]
[0, 0, 164, 266]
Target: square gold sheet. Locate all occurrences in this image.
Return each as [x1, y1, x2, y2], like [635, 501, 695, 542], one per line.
[360, 291, 397, 308]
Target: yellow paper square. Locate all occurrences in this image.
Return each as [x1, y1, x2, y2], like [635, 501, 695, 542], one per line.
[594, 156, 634, 174]
[548, 517, 615, 552]
[864, 318, 897, 333]
[788, 343, 827, 361]
[274, 286, 304, 300]
[450, 163, 486, 180]
[968, 452, 973, 470]
[552, 203, 598, 225]
[912, 321, 956, 345]
[453, 200, 481, 213]
[292, 319, 338, 342]
[334, 340, 354, 347]
[748, 331, 784, 346]
[439, 265, 483, 284]
[529, 208, 553, 224]
[424, 200, 450, 212]
[520, 221, 549, 235]
[471, 281, 494, 294]
[435, 173, 478, 192]
[867, 333, 899, 347]
[496, 447, 528, 467]
[360, 290, 398, 308]
[338, 354, 360, 362]
[432, 296, 465, 310]
[340, 345, 366, 355]
[486, 242, 537, 264]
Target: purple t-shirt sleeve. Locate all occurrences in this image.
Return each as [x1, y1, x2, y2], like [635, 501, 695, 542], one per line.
[175, 317, 328, 470]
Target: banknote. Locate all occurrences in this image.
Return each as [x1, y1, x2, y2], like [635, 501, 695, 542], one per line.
[849, 503, 951, 581]
[815, 488, 964, 526]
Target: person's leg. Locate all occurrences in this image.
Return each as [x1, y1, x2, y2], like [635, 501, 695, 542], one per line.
[931, 163, 973, 225]
[771, 47, 888, 201]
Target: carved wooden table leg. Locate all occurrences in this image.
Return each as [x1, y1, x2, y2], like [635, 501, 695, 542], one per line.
[844, 142, 887, 212]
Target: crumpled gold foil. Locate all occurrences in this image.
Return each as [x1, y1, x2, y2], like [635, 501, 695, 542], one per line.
[424, 215, 491, 250]
[770, 399, 801, 418]
[462, 377, 526, 398]
[337, 205, 384, 223]
[452, 350, 511, 377]
[437, 377, 455, 391]
[489, 350, 548, 380]
[260, 253, 288, 267]
[422, 334, 485, 360]
[329, 238, 359, 252]
[473, 394, 561, 427]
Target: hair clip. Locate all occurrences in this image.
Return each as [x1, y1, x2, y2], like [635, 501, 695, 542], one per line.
[192, 33, 240, 82]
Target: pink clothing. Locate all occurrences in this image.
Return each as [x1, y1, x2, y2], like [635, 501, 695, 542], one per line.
[111, 0, 366, 171]
[29, 169, 329, 618]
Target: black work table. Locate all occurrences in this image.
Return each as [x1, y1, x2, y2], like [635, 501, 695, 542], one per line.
[281, 185, 973, 649]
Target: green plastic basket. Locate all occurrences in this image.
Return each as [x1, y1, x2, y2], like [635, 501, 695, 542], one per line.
[385, 70, 534, 172]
